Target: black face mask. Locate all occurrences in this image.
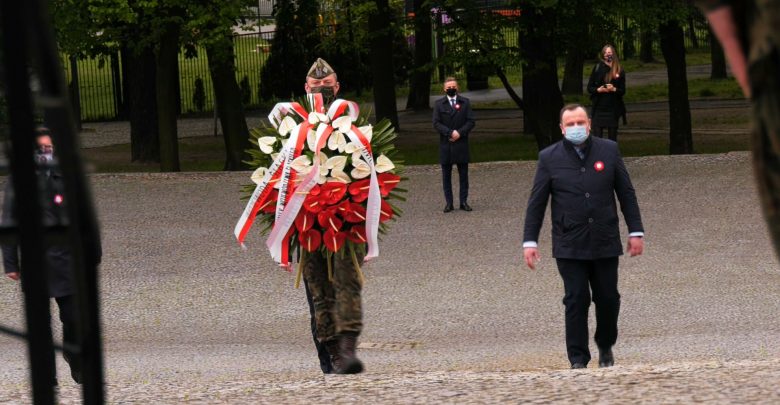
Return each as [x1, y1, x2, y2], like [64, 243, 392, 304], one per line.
[311, 86, 336, 104]
[605, 55, 613, 63]
[445, 88, 457, 97]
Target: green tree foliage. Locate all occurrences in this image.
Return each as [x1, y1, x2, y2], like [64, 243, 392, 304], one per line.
[260, 0, 320, 100]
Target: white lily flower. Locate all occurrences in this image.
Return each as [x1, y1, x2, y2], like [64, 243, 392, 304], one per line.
[306, 129, 317, 152]
[250, 167, 268, 185]
[313, 123, 330, 152]
[357, 125, 373, 143]
[325, 155, 347, 172]
[307, 112, 329, 125]
[278, 116, 297, 137]
[257, 136, 277, 154]
[375, 154, 395, 173]
[344, 142, 361, 154]
[290, 155, 313, 174]
[328, 130, 347, 152]
[351, 157, 371, 179]
[329, 169, 352, 183]
[332, 115, 353, 134]
[315, 152, 329, 184]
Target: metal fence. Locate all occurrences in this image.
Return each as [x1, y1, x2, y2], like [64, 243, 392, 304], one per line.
[63, 31, 274, 122]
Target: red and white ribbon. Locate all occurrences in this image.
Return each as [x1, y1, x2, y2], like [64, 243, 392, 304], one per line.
[343, 125, 380, 260]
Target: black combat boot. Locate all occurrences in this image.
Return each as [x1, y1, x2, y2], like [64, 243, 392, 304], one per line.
[324, 339, 343, 373]
[336, 333, 364, 374]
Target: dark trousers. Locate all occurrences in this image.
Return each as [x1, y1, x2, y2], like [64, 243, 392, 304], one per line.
[592, 126, 618, 142]
[54, 295, 80, 378]
[555, 257, 620, 366]
[304, 279, 333, 374]
[441, 163, 468, 205]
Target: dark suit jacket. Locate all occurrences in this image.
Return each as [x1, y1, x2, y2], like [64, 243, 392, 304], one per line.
[433, 95, 476, 165]
[523, 136, 643, 260]
[2, 171, 82, 297]
[587, 62, 627, 125]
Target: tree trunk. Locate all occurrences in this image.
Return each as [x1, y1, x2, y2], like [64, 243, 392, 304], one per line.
[206, 34, 251, 171]
[110, 51, 124, 120]
[561, 1, 590, 96]
[156, 22, 181, 172]
[369, 0, 399, 129]
[561, 52, 585, 96]
[622, 16, 636, 59]
[520, 6, 563, 151]
[640, 29, 655, 62]
[406, 0, 432, 111]
[709, 28, 727, 79]
[659, 19, 693, 154]
[123, 44, 159, 162]
[687, 15, 699, 49]
[68, 55, 82, 130]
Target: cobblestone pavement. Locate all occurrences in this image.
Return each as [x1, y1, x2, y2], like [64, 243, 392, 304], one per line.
[1, 152, 779, 403]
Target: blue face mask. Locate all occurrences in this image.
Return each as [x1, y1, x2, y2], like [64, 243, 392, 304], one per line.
[564, 125, 588, 145]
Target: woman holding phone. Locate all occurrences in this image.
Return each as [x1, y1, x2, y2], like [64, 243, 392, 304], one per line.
[587, 44, 626, 142]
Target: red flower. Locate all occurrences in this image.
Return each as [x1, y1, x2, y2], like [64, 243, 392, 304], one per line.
[343, 203, 367, 223]
[259, 189, 278, 214]
[348, 179, 370, 203]
[380, 200, 394, 222]
[347, 225, 367, 244]
[317, 208, 343, 233]
[454, 103, 461, 110]
[377, 173, 401, 197]
[295, 211, 316, 232]
[594, 161, 605, 172]
[320, 181, 348, 206]
[298, 229, 322, 252]
[323, 228, 347, 252]
[303, 185, 323, 213]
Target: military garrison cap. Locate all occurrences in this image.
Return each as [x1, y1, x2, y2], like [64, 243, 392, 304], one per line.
[307, 58, 336, 79]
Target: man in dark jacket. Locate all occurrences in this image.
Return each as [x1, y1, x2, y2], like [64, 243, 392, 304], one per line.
[433, 77, 476, 212]
[2, 129, 84, 384]
[522, 104, 644, 369]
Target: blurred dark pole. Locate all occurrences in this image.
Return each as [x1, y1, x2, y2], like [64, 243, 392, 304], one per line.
[0, 0, 57, 403]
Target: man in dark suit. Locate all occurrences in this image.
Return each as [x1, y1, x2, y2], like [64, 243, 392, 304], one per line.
[433, 77, 476, 212]
[522, 104, 644, 369]
[2, 128, 98, 384]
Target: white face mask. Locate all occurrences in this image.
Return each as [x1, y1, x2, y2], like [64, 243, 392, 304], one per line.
[36, 151, 54, 165]
[564, 125, 588, 145]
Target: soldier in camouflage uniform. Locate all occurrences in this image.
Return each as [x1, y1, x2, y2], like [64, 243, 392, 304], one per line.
[301, 58, 366, 375]
[699, 0, 780, 259]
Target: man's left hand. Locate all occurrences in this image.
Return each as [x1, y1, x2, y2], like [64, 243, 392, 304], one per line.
[627, 237, 644, 257]
[450, 130, 460, 142]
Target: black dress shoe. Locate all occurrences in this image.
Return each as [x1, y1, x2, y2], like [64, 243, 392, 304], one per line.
[571, 362, 586, 369]
[598, 347, 614, 368]
[459, 203, 472, 211]
[443, 204, 454, 213]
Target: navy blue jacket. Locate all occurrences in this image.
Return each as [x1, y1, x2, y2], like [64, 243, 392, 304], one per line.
[523, 136, 643, 260]
[433, 95, 476, 165]
[1, 171, 93, 297]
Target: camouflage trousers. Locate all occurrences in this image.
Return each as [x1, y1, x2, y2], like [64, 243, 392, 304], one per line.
[302, 250, 364, 342]
[751, 49, 780, 260]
